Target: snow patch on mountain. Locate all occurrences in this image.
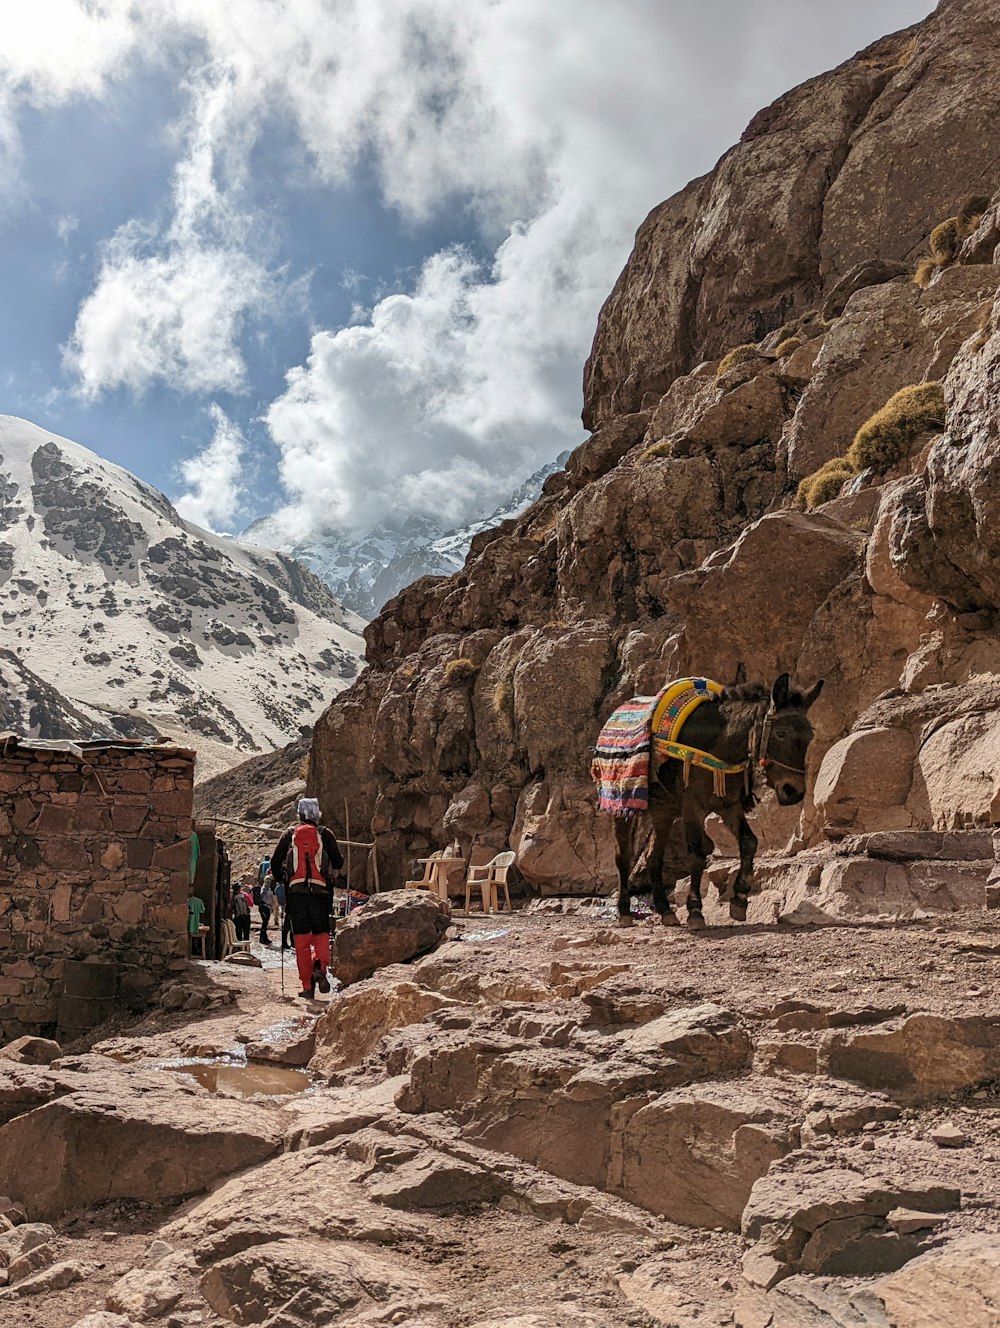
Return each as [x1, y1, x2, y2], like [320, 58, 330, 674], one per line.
[0, 416, 366, 761]
[247, 452, 571, 619]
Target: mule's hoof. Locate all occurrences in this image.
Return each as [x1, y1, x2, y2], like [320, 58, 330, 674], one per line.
[659, 911, 680, 927]
[617, 915, 635, 928]
[729, 900, 748, 923]
[686, 911, 707, 930]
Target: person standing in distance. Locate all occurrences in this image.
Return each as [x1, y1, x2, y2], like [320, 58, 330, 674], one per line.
[270, 798, 344, 998]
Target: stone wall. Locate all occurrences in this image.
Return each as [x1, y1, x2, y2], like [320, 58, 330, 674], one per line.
[0, 738, 195, 1039]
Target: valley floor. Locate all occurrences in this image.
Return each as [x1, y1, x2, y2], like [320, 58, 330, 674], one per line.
[4, 904, 1000, 1328]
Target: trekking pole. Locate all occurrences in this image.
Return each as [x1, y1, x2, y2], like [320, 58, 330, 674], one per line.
[344, 798, 353, 916]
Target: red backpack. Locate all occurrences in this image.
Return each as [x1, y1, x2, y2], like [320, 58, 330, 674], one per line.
[288, 823, 326, 887]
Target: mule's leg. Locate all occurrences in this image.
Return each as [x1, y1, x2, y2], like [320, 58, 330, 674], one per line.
[730, 815, 758, 922]
[614, 817, 635, 926]
[648, 788, 681, 926]
[718, 804, 758, 922]
[683, 813, 714, 930]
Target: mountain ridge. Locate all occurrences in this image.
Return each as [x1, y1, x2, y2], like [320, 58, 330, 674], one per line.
[245, 451, 571, 619]
[0, 415, 365, 768]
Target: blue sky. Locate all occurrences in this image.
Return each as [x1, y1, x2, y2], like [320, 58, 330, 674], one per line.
[0, 0, 934, 538]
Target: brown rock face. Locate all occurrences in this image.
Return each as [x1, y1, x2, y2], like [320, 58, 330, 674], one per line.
[822, 1012, 1000, 1102]
[309, 0, 1000, 894]
[0, 1084, 283, 1218]
[331, 892, 451, 987]
[584, 1, 1000, 428]
[876, 1234, 1000, 1328]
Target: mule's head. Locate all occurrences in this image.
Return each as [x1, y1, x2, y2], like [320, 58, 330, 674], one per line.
[762, 673, 823, 805]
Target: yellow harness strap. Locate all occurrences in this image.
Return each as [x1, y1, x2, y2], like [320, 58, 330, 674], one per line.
[651, 678, 747, 796]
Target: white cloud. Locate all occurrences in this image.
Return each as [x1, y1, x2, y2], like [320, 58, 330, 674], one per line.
[174, 403, 247, 531]
[63, 63, 276, 398]
[2, 0, 936, 531]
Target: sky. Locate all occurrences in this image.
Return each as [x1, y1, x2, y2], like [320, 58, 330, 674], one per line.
[0, 0, 935, 540]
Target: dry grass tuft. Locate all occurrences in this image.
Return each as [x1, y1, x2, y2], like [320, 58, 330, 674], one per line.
[640, 440, 673, 463]
[930, 217, 962, 262]
[490, 676, 514, 719]
[444, 658, 478, 685]
[775, 336, 803, 358]
[915, 199, 990, 286]
[848, 382, 946, 474]
[796, 456, 855, 510]
[716, 344, 763, 379]
[913, 255, 943, 289]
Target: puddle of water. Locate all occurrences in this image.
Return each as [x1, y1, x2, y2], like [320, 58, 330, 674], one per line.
[462, 928, 509, 942]
[162, 1062, 311, 1098]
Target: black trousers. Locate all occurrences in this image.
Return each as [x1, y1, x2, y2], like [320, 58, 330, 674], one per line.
[234, 914, 251, 941]
[258, 904, 271, 942]
[286, 890, 331, 936]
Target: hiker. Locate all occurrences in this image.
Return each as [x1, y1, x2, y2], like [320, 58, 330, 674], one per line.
[275, 877, 293, 950]
[232, 884, 251, 942]
[256, 872, 276, 946]
[270, 797, 344, 999]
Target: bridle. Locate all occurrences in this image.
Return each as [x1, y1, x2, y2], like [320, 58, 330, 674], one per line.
[748, 701, 806, 794]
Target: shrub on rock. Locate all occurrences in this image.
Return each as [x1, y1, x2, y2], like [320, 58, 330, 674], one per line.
[848, 382, 945, 474]
[797, 456, 855, 510]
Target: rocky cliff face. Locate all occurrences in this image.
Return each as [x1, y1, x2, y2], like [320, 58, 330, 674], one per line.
[310, 0, 1000, 892]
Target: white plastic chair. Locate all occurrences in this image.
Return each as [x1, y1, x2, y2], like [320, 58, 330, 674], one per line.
[221, 917, 252, 960]
[464, 851, 515, 914]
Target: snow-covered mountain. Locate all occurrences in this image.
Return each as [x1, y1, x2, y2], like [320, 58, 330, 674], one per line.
[0, 416, 365, 766]
[247, 451, 571, 619]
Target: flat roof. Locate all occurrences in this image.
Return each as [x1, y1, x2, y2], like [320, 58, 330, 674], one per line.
[0, 733, 196, 759]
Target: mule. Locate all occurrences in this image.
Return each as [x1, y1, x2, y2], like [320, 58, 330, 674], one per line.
[613, 673, 823, 928]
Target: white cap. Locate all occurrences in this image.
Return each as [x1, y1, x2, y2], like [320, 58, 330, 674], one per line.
[297, 797, 320, 823]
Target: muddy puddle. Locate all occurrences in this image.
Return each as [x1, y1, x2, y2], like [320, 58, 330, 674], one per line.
[162, 1061, 311, 1098]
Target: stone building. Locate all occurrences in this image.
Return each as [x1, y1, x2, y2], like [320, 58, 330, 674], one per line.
[0, 735, 195, 1040]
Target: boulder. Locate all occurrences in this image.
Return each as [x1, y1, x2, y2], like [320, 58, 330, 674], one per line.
[200, 1239, 440, 1326]
[365, 1149, 499, 1210]
[1, 1259, 83, 1297]
[822, 1012, 1000, 1101]
[877, 1234, 1000, 1328]
[0, 1064, 83, 1126]
[618, 1080, 798, 1229]
[243, 1017, 315, 1067]
[907, 707, 1000, 828]
[0, 1038, 61, 1067]
[735, 1276, 893, 1328]
[105, 1256, 189, 1320]
[331, 891, 451, 986]
[813, 728, 916, 836]
[742, 1158, 960, 1289]
[310, 979, 464, 1076]
[616, 1260, 718, 1328]
[0, 1085, 284, 1218]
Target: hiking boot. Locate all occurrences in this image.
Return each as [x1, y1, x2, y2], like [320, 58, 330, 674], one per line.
[313, 960, 331, 994]
[298, 985, 315, 1000]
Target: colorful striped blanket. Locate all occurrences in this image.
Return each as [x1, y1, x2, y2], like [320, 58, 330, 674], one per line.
[591, 677, 725, 817]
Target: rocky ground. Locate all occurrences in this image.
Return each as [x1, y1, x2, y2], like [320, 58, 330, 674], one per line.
[2, 890, 999, 1328]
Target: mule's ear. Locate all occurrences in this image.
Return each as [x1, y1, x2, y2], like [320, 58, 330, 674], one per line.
[802, 678, 825, 709]
[770, 672, 791, 708]
[734, 661, 747, 685]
